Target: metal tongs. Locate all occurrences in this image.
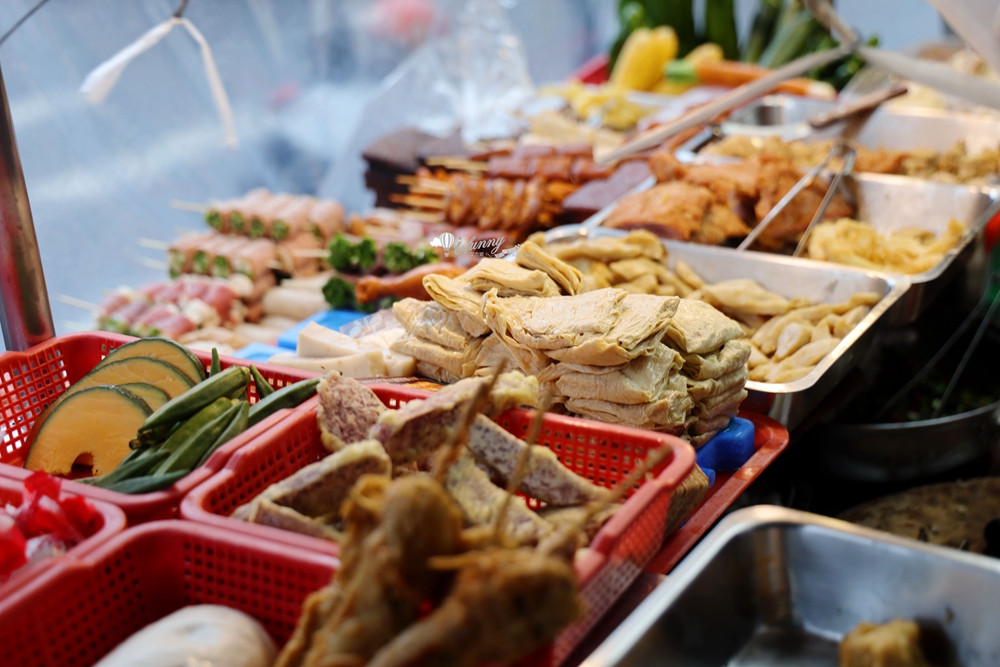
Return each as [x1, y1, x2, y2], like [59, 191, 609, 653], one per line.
[736, 139, 857, 256]
[875, 271, 1000, 422]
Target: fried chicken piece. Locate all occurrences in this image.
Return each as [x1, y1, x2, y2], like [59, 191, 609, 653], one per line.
[289, 475, 465, 667]
[692, 204, 751, 245]
[853, 146, 907, 175]
[839, 619, 929, 667]
[365, 548, 583, 667]
[605, 182, 715, 241]
[752, 155, 852, 248]
[445, 454, 553, 546]
[369, 372, 539, 465]
[318, 373, 387, 452]
[468, 416, 606, 507]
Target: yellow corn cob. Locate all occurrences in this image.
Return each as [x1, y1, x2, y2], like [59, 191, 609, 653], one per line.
[610, 26, 680, 92]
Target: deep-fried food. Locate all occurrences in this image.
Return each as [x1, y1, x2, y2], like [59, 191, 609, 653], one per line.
[807, 217, 966, 274]
[467, 416, 606, 506]
[365, 548, 583, 667]
[369, 373, 539, 465]
[317, 374, 387, 452]
[445, 454, 553, 545]
[277, 474, 465, 667]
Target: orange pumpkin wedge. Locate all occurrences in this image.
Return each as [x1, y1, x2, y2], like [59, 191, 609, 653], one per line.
[25, 386, 151, 475]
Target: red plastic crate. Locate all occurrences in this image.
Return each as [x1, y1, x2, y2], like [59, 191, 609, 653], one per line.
[0, 520, 336, 667]
[0, 332, 317, 524]
[182, 383, 696, 664]
[645, 410, 790, 574]
[0, 474, 125, 599]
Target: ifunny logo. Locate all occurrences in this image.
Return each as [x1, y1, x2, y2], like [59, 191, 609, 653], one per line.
[429, 232, 519, 258]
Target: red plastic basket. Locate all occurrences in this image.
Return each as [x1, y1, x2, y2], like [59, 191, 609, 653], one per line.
[0, 520, 336, 667]
[645, 410, 790, 574]
[0, 332, 317, 524]
[182, 383, 696, 665]
[0, 474, 125, 599]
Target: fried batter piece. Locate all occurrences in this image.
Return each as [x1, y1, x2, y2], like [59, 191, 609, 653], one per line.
[468, 416, 606, 506]
[317, 373, 387, 452]
[276, 474, 465, 667]
[365, 548, 583, 667]
[445, 454, 553, 546]
[369, 372, 539, 464]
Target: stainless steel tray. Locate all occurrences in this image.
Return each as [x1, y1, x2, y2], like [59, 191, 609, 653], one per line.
[592, 169, 997, 326]
[544, 226, 910, 430]
[678, 94, 1000, 154]
[842, 174, 998, 324]
[584, 506, 1000, 667]
[810, 398, 1000, 482]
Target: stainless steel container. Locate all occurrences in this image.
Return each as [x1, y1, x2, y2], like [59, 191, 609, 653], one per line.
[583, 506, 1000, 667]
[842, 174, 998, 325]
[809, 399, 1000, 482]
[661, 240, 910, 430]
[680, 94, 1000, 154]
[544, 226, 910, 431]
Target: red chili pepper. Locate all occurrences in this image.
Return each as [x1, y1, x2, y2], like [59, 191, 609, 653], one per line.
[0, 513, 27, 579]
[24, 470, 61, 500]
[59, 496, 101, 536]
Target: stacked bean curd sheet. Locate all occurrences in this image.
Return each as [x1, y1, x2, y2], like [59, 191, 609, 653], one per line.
[390, 238, 750, 446]
[530, 231, 884, 387]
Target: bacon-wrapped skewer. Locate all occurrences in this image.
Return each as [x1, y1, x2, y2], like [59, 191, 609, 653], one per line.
[248, 193, 296, 239]
[232, 238, 278, 280]
[270, 196, 316, 241]
[276, 231, 322, 276]
[168, 232, 214, 278]
[204, 187, 265, 233]
[308, 199, 345, 240]
[211, 235, 252, 279]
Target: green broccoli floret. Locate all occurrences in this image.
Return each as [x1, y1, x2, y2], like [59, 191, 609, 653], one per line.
[383, 242, 416, 274]
[356, 237, 378, 271]
[322, 276, 356, 310]
[328, 234, 356, 273]
[412, 246, 439, 267]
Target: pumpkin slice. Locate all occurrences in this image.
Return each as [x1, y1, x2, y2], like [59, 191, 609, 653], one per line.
[69, 357, 195, 400]
[25, 386, 152, 475]
[119, 382, 170, 412]
[95, 338, 206, 385]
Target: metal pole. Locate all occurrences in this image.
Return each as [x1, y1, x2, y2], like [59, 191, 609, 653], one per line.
[0, 61, 54, 351]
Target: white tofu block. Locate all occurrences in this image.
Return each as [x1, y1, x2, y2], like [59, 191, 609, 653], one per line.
[382, 350, 416, 377]
[268, 350, 388, 378]
[297, 321, 372, 358]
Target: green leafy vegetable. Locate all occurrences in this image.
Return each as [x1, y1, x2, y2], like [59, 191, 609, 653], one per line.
[412, 246, 438, 267]
[356, 238, 378, 271]
[323, 276, 357, 310]
[384, 242, 416, 274]
[329, 234, 356, 273]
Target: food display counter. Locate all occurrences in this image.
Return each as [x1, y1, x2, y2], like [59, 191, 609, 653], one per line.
[0, 1, 998, 666]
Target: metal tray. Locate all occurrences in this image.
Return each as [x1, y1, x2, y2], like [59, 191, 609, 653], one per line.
[591, 169, 997, 326]
[544, 226, 910, 431]
[584, 506, 1000, 667]
[678, 94, 1000, 155]
[810, 398, 1000, 482]
[841, 174, 998, 324]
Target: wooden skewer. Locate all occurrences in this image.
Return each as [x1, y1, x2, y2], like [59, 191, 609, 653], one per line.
[424, 157, 489, 172]
[399, 209, 446, 223]
[139, 238, 170, 251]
[170, 199, 208, 213]
[407, 184, 450, 196]
[141, 258, 169, 271]
[58, 294, 99, 312]
[389, 193, 446, 209]
[290, 249, 330, 258]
